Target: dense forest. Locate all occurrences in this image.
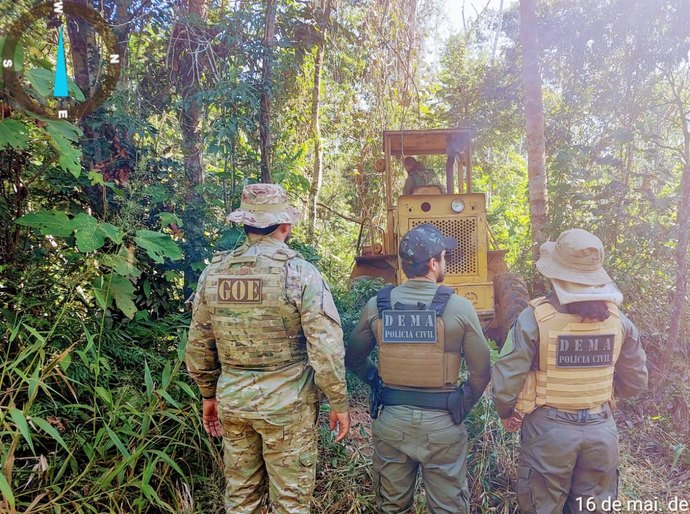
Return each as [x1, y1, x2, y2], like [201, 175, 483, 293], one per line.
[1, 0, 689, 512]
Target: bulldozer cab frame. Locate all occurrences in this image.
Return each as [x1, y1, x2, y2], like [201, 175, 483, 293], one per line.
[352, 128, 529, 343]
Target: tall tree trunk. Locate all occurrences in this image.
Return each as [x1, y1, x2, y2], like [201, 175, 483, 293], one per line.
[259, 0, 278, 184]
[171, 0, 209, 297]
[667, 73, 690, 359]
[307, 0, 332, 241]
[519, 0, 549, 288]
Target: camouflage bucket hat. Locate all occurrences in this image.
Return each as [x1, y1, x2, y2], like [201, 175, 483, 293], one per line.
[399, 224, 457, 264]
[536, 229, 612, 286]
[226, 183, 301, 228]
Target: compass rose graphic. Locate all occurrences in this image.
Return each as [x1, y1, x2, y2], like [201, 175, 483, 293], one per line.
[2, 1, 122, 121]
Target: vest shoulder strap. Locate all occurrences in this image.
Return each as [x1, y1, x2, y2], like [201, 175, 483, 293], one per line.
[429, 285, 454, 315]
[376, 285, 395, 317]
[530, 296, 557, 323]
[210, 250, 232, 263]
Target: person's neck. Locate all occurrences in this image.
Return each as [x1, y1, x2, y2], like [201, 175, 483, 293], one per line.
[410, 274, 436, 284]
[248, 233, 285, 243]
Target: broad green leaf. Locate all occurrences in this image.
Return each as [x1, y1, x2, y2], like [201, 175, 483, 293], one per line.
[109, 274, 137, 319]
[67, 76, 86, 102]
[15, 210, 72, 237]
[134, 230, 182, 263]
[32, 416, 70, 452]
[45, 121, 82, 177]
[101, 247, 141, 278]
[70, 213, 104, 252]
[0, 472, 15, 510]
[88, 170, 107, 186]
[25, 67, 53, 97]
[92, 275, 112, 310]
[100, 223, 124, 244]
[46, 120, 83, 142]
[95, 386, 112, 405]
[0, 119, 30, 149]
[157, 212, 183, 228]
[10, 408, 35, 453]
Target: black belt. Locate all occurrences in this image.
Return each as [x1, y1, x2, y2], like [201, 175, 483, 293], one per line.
[379, 387, 451, 410]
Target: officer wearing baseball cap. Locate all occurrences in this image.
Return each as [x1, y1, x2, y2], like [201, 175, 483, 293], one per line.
[492, 229, 648, 514]
[346, 224, 491, 513]
[186, 183, 350, 513]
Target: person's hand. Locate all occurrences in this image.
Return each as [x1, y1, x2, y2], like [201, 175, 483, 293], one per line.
[329, 409, 351, 443]
[501, 412, 523, 433]
[202, 398, 222, 437]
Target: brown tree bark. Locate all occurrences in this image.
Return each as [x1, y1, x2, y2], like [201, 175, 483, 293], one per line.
[307, 0, 332, 241]
[667, 72, 690, 359]
[519, 0, 549, 290]
[259, 0, 278, 184]
[170, 0, 209, 296]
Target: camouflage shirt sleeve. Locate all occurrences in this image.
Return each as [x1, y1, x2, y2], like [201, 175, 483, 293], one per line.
[286, 259, 349, 412]
[613, 311, 648, 398]
[185, 266, 221, 398]
[491, 307, 539, 419]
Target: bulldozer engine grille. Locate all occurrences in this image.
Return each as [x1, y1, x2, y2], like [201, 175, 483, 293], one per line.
[411, 218, 478, 275]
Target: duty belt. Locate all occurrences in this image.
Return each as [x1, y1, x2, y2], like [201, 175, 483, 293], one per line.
[379, 387, 451, 410]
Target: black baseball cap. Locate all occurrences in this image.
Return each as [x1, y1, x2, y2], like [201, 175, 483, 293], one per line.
[399, 224, 457, 264]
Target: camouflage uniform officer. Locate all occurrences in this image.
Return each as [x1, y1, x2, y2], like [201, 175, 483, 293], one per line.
[346, 224, 491, 514]
[402, 157, 445, 195]
[185, 183, 350, 514]
[492, 229, 648, 514]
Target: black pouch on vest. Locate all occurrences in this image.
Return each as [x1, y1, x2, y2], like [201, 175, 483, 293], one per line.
[447, 382, 474, 424]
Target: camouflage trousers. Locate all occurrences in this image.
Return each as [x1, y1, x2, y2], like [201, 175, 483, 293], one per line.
[373, 405, 470, 514]
[517, 406, 619, 514]
[218, 402, 319, 514]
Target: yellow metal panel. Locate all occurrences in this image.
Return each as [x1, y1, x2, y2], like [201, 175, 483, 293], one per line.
[450, 282, 495, 314]
[396, 193, 489, 285]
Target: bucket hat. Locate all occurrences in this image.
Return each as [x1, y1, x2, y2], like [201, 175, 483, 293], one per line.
[536, 229, 622, 305]
[226, 184, 301, 228]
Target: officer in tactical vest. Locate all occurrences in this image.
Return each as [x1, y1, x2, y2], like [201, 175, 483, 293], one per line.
[185, 183, 350, 514]
[492, 229, 648, 514]
[346, 224, 491, 514]
[402, 157, 446, 195]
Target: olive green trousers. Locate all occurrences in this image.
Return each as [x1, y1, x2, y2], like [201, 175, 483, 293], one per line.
[517, 406, 619, 514]
[219, 402, 318, 514]
[372, 405, 470, 514]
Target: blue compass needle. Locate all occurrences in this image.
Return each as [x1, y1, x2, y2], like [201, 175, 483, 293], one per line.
[53, 25, 69, 98]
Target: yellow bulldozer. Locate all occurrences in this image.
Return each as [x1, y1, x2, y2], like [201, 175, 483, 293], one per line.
[351, 128, 529, 345]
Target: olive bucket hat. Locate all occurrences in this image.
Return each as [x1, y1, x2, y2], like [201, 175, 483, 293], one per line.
[536, 229, 623, 305]
[226, 183, 301, 228]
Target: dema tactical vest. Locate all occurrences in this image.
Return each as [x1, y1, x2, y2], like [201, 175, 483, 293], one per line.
[203, 244, 307, 368]
[515, 297, 623, 414]
[374, 285, 460, 388]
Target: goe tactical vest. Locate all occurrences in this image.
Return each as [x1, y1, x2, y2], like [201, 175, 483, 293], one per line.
[515, 297, 623, 414]
[203, 244, 308, 368]
[374, 285, 460, 388]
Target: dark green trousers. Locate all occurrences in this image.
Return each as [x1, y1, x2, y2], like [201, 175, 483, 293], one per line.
[372, 405, 470, 514]
[518, 406, 619, 514]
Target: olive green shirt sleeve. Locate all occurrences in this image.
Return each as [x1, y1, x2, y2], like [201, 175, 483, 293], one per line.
[448, 295, 491, 402]
[491, 307, 539, 419]
[288, 260, 349, 412]
[613, 312, 648, 398]
[345, 297, 379, 384]
[185, 267, 221, 398]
